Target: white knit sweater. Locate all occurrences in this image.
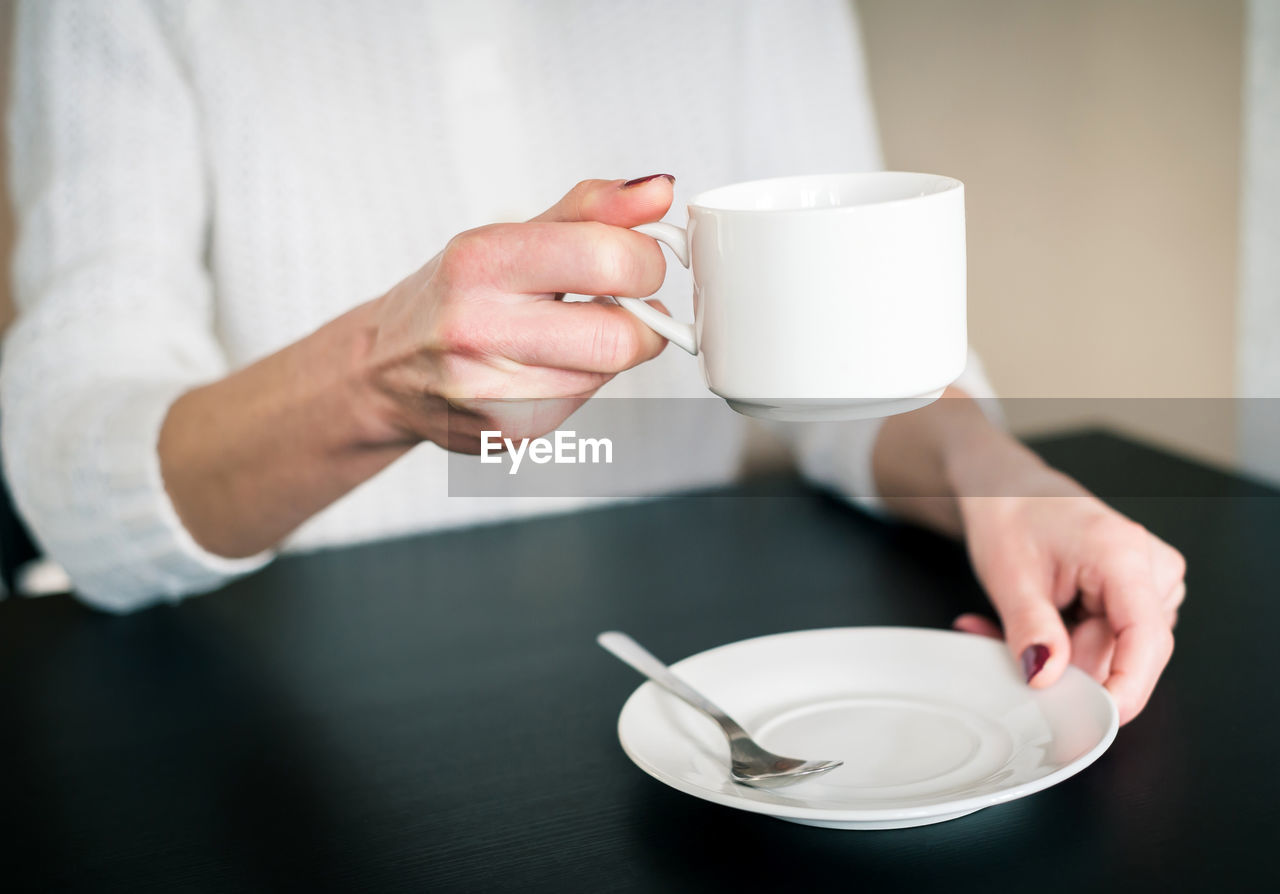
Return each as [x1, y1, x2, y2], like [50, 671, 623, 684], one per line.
[3, 0, 992, 612]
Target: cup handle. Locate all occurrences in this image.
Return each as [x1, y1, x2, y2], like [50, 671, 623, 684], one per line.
[613, 222, 697, 355]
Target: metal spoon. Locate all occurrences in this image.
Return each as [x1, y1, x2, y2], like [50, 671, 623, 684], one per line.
[597, 631, 843, 788]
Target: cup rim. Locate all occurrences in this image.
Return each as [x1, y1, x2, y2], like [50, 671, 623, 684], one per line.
[688, 171, 963, 215]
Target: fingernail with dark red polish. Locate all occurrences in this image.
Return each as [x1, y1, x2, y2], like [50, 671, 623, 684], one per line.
[622, 173, 676, 188]
[1021, 644, 1050, 682]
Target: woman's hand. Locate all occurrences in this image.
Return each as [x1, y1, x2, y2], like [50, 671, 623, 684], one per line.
[361, 175, 678, 453]
[161, 176, 677, 558]
[952, 470, 1187, 725]
[872, 392, 1187, 725]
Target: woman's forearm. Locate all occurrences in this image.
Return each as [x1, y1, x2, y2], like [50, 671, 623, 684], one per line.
[157, 299, 413, 558]
[871, 387, 1057, 536]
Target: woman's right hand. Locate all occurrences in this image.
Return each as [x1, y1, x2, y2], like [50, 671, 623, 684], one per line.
[159, 176, 678, 559]
[359, 175, 679, 454]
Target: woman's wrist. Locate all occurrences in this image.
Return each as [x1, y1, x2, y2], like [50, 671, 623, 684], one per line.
[942, 416, 1092, 539]
[336, 296, 430, 450]
[159, 299, 422, 558]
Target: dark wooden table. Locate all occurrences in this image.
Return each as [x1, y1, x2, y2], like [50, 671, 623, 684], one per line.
[1, 431, 1276, 892]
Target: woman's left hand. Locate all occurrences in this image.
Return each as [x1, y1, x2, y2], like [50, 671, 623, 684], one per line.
[871, 391, 1186, 726]
[953, 470, 1186, 725]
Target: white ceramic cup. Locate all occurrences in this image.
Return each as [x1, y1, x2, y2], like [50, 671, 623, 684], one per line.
[616, 171, 967, 420]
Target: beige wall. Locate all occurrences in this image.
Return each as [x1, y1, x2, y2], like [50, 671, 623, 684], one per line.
[859, 0, 1243, 465]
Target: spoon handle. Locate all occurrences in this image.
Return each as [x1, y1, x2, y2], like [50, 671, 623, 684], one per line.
[597, 631, 750, 741]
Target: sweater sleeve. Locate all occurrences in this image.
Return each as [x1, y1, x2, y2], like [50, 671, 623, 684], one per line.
[1, 0, 272, 613]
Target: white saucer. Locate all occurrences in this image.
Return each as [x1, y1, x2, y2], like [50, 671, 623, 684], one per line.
[615, 628, 1118, 830]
